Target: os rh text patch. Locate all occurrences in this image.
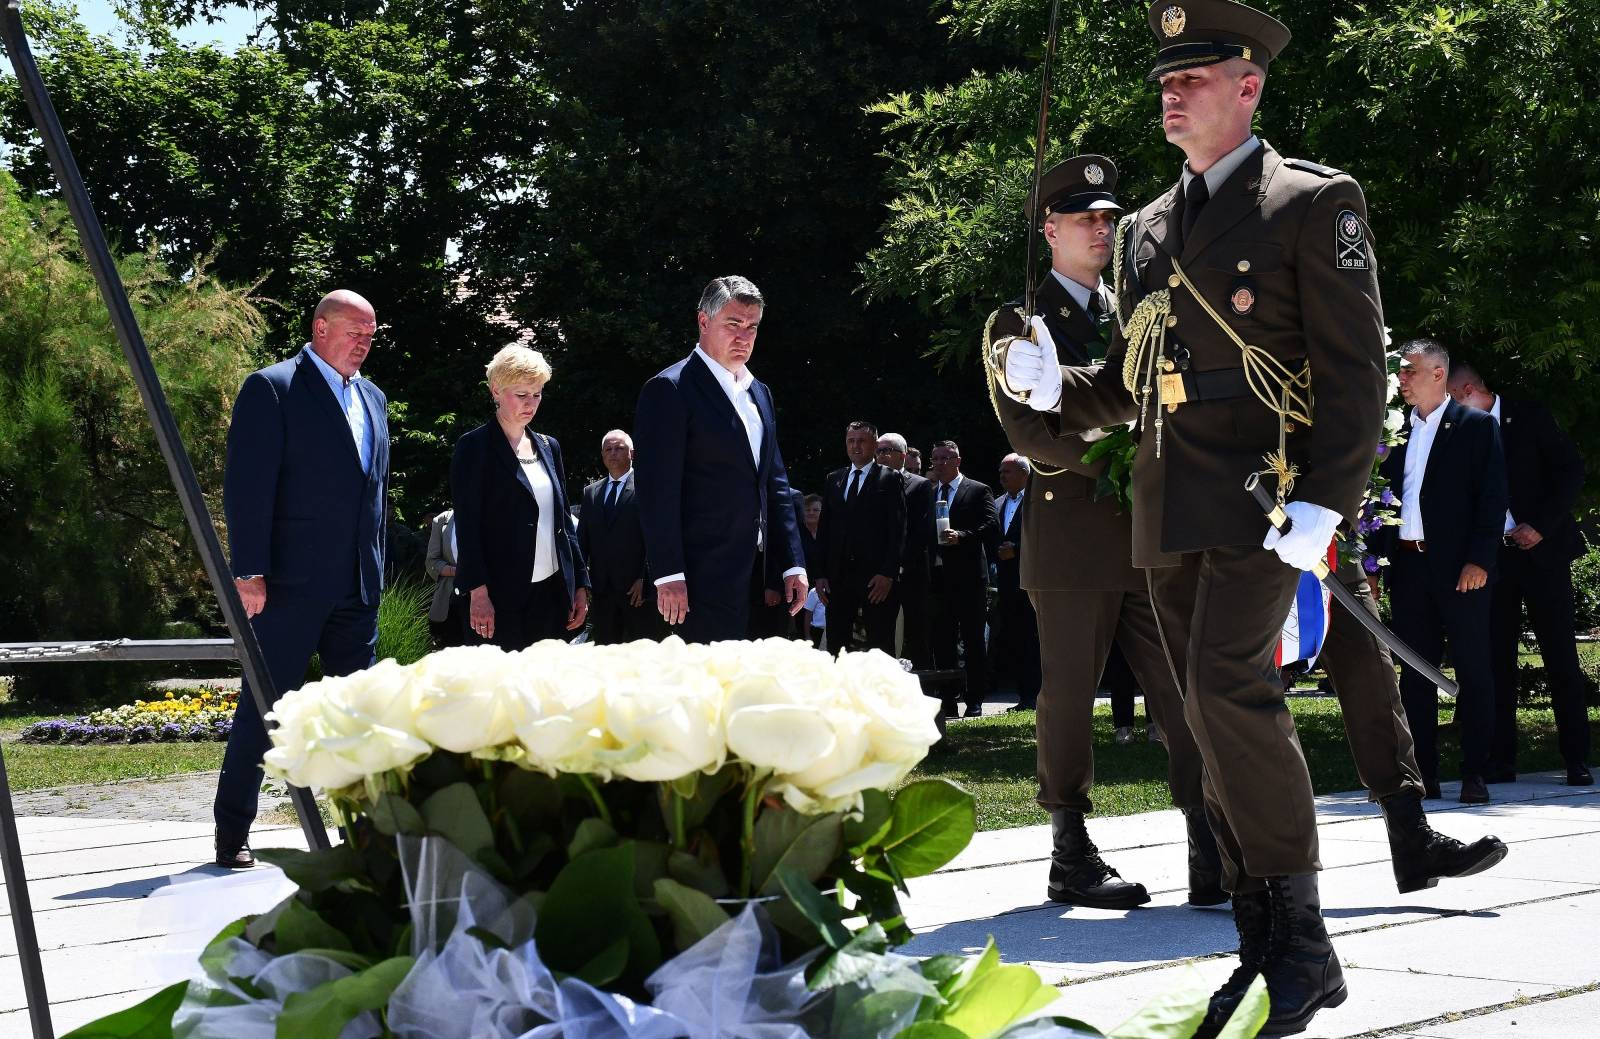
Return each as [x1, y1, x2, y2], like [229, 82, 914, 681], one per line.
[1336, 210, 1371, 271]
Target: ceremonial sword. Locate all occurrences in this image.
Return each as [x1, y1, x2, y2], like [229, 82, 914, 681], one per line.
[1246, 474, 1460, 697]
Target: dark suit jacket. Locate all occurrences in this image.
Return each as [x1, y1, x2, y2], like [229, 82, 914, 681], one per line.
[1498, 396, 1586, 567]
[451, 424, 589, 611]
[634, 351, 804, 597]
[578, 472, 650, 597]
[931, 476, 997, 591]
[818, 463, 906, 583]
[995, 491, 1025, 596]
[989, 276, 1144, 591]
[1377, 397, 1509, 585]
[224, 349, 389, 604]
[900, 472, 934, 588]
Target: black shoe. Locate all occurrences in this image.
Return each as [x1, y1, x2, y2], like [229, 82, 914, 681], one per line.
[1483, 766, 1517, 783]
[1007, 701, 1036, 713]
[1568, 764, 1594, 786]
[1380, 789, 1509, 894]
[964, 703, 984, 718]
[1192, 890, 1272, 1039]
[1259, 874, 1348, 1036]
[1046, 809, 1150, 909]
[1423, 777, 1442, 801]
[940, 700, 958, 720]
[1459, 775, 1490, 804]
[1183, 806, 1229, 907]
[215, 829, 255, 869]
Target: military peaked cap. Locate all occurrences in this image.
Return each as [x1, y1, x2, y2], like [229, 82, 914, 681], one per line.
[1029, 154, 1122, 220]
[1146, 0, 1291, 81]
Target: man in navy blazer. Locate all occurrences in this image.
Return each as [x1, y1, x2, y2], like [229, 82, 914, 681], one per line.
[634, 276, 808, 643]
[579, 429, 657, 644]
[216, 290, 389, 866]
[1377, 339, 1508, 804]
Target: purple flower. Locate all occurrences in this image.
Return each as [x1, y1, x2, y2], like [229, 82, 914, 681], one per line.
[1362, 554, 1381, 574]
[128, 725, 155, 744]
[158, 723, 182, 742]
[1380, 488, 1395, 505]
[96, 725, 127, 743]
[1375, 444, 1389, 457]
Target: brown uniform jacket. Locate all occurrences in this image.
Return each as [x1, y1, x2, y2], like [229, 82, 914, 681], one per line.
[1044, 141, 1388, 568]
[989, 273, 1143, 592]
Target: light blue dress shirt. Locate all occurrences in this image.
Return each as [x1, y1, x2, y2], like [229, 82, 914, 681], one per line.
[304, 345, 373, 475]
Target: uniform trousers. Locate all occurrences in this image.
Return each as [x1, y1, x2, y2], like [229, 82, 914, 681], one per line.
[1148, 546, 1319, 892]
[1490, 545, 1592, 770]
[215, 592, 378, 837]
[1317, 577, 1424, 800]
[1031, 587, 1203, 814]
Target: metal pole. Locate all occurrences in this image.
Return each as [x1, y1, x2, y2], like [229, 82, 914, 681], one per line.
[0, 744, 52, 1039]
[0, 3, 330, 852]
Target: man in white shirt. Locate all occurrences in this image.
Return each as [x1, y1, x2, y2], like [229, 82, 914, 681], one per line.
[816, 421, 905, 654]
[634, 276, 808, 643]
[1379, 338, 1508, 806]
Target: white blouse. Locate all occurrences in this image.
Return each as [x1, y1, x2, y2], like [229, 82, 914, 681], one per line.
[516, 451, 559, 583]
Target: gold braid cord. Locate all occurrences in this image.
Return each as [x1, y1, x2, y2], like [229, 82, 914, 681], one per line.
[982, 308, 1070, 478]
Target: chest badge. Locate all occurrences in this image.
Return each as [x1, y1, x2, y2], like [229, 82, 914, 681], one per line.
[1230, 284, 1256, 316]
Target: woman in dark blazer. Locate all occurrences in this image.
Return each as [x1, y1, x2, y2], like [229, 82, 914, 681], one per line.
[451, 345, 590, 650]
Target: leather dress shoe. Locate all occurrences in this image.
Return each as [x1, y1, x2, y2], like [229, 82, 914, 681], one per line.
[963, 703, 984, 718]
[1381, 789, 1508, 893]
[1568, 763, 1594, 786]
[1047, 809, 1149, 909]
[215, 829, 255, 869]
[1459, 775, 1490, 804]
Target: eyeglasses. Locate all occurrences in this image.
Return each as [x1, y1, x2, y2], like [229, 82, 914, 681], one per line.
[874, 447, 899, 455]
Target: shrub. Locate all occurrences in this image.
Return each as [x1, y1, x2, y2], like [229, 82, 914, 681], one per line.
[1572, 542, 1600, 634]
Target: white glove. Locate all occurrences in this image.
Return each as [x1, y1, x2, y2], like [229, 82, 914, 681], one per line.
[1263, 501, 1341, 572]
[1000, 315, 1062, 412]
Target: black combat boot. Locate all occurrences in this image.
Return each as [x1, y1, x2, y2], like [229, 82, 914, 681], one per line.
[1381, 788, 1508, 893]
[1046, 809, 1150, 908]
[1259, 874, 1347, 1036]
[1192, 889, 1271, 1039]
[1183, 806, 1229, 907]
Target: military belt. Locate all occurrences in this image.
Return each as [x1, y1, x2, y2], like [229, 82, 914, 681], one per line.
[1178, 366, 1250, 404]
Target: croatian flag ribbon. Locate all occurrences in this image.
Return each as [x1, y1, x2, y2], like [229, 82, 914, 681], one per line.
[1277, 540, 1339, 669]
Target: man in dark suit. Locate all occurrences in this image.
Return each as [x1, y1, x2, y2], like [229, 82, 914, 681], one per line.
[877, 432, 935, 668]
[635, 276, 807, 643]
[926, 439, 998, 717]
[579, 429, 657, 644]
[1378, 339, 1509, 803]
[217, 289, 389, 867]
[990, 453, 1041, 710]
[1449, 362, 1592, 785]
[817, 421, 906, 654]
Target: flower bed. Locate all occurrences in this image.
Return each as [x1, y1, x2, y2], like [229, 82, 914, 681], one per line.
[70, 639, 1266, 1038]
[19, 686, 236, 744]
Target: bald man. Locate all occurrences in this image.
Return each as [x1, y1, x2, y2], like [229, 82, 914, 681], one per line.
[216, 290, 389, 867]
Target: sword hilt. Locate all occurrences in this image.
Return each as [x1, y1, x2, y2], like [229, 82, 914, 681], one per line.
[1245, 473, 1330, 580]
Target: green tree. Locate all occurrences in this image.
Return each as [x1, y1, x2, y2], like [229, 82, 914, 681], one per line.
[863, 0, 1600, 501]
[0, 171, 263, 700]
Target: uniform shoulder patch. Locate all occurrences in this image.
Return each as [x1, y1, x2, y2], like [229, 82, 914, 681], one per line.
[1283, 157, 1343, 178]
[1335, 209, 1372, 271]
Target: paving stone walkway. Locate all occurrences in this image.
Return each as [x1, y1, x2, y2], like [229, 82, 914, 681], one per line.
[9, 770, 290, 824]
[0, 772, 1594, 1036]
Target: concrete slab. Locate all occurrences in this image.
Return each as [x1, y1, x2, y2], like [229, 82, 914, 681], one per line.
[0, 986, 167, 1037]
[1411, 988, 1600, 1037]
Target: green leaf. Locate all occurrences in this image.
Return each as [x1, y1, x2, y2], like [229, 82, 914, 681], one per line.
[775, 865, 852, 949]
[881, 780, 976, 879]
[59, 981, 187, 1038]
[272, 898, 353, 955]
[668, 846, 732, 898]
[1106, 966, 1212, 1039]
[421, 782, 495, 859]
[653, 877, 731, 949]
[199, 917, 251, 979]
[940, 962, 1060, 1039]
[678, 763, 740, 830]
[834, 989, 926, 1039]
[894, 1025, 967, 1039]
[498, 767, 563, 824]
[844, 788, 893, 851]
[367, 792, 426, 836]
[568, 816, 619, 859]
[750, 805, 843, 895]
[275, 955, 416, 1039]
[255, 844, 365, 892]
[534, 843, 661, 987]
[1215, 976, 1269, 1039]
[810, 923, 892, 990]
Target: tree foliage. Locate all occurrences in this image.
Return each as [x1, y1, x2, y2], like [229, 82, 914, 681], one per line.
[0, 171, 263, 699]
[863, 0, 1600, 499]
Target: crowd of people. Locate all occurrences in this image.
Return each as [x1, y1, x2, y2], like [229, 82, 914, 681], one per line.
[207, 3, 1591, 1035]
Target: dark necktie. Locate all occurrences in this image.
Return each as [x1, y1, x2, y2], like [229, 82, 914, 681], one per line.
[938, 482, 950, 503]
[847, 469, 862, 502]
[604, 480, 621, 520]
[1181, 174, 1210, 248]
[1087, 292, 1105, 322]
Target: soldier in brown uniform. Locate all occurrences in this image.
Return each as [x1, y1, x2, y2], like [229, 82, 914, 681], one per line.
[1001, 3, 1381, 1034]
[987, 155, 1224, 911]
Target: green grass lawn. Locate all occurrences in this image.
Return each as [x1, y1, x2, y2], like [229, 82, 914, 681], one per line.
[908, 696, 1600, 831]
[0, 711, 225, 791]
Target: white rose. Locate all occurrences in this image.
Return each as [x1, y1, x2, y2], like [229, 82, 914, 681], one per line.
[603, 672, 723, 782]
[263, 661, 431, 791]
[832, 649, 941, 769]
[726, 703, 837, 773]
[514, 648, 614, 775]
[407, 644, 528, 754]
[1383, 407, 1405, 435]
